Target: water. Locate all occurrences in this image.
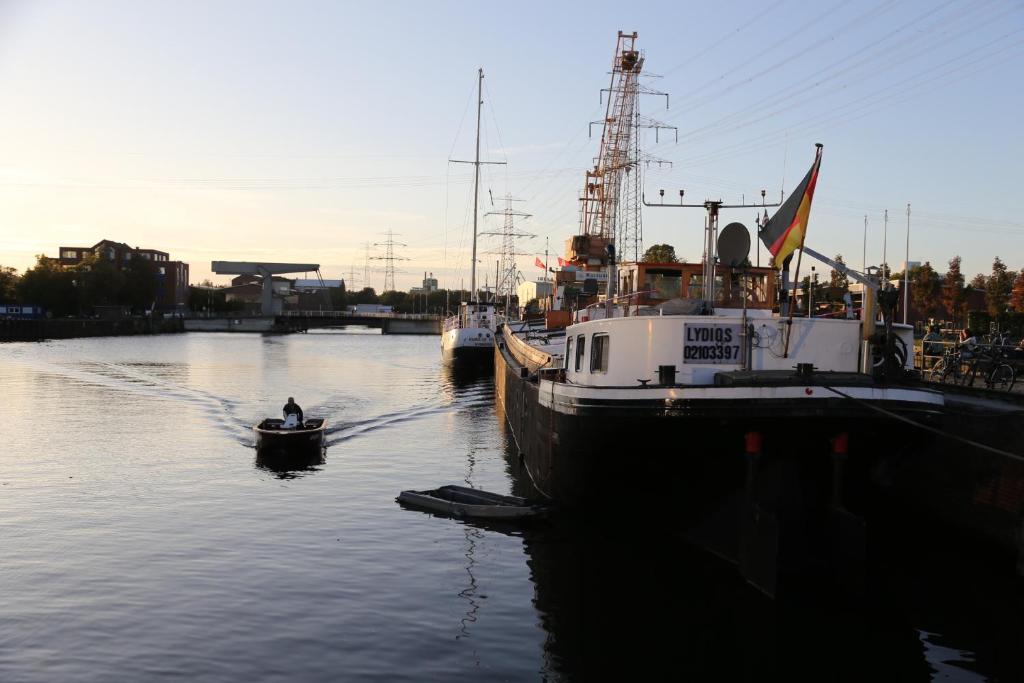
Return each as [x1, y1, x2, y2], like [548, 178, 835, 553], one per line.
[1, 330, 1021, 681]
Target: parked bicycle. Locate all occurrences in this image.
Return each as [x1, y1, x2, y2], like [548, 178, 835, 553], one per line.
[928, 343, 1015, 391]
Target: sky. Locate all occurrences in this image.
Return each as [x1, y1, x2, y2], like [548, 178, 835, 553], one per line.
[0, 0, 1022, 290]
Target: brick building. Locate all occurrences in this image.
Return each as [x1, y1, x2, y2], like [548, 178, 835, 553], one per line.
[54, 239, 189, 310]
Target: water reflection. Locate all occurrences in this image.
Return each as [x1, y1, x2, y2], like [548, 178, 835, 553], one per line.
[254, 446, 326, 479]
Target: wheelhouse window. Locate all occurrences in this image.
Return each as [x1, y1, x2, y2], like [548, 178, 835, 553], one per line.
[590, 334, 609, 373]
[686, 274, 704, 300]
[565, 336, 573, 370]
[643, 270, 683, 300]
[574, 334, 586, 372]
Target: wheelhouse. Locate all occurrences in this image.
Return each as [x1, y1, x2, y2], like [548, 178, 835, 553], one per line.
[617, 262, 777, 310]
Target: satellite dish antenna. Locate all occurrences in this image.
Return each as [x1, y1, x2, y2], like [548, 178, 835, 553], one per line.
[717, 222, 751, 267]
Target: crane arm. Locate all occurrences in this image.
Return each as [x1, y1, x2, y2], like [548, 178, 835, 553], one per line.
[799, 246, 878, 292]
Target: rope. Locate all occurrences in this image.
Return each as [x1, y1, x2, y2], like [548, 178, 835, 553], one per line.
[821, 384, 1024, 462]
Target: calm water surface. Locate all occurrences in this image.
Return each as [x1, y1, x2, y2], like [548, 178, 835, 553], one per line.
[1, 330, 1020, 681]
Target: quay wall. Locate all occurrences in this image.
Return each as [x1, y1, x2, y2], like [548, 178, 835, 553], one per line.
[0, 317, 185, 342]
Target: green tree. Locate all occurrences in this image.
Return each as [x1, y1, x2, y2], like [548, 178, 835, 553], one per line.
[17, 255, 76, 316]
[379, 290, 410, 311]
[73, 253, 125, 312]
[642, 244, 678, 263]
[970, 273, 987, 289]
[942, 256, 966, 325]
[911, 261, 941, 318]
[985, 257, 1013, 317]
[120, 257, 158, 312]
[0, 265, 18, 302]
[829, 254, 849, 291]
[350, 287, 379, 305]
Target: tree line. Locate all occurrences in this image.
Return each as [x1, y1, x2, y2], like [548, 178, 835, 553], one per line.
[1, 254, 159, 316]
[6, 249, 1023, 322]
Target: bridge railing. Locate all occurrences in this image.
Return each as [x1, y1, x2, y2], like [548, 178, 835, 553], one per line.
[280, 310, 441, 320]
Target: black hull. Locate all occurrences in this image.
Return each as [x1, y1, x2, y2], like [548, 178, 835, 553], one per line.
[442, 344, 494, 366]
[254, 419, 327, 457]
[496, 341, 937, 506]
[494, 339, 950, 593]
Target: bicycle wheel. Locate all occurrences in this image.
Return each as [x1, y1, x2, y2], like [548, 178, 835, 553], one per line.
[988, 364, 1015, 392]
[930, 358, 952, 383]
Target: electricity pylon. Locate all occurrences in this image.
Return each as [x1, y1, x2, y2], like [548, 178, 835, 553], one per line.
[481, 193, 533, 310]
[370, 230, 408, 293]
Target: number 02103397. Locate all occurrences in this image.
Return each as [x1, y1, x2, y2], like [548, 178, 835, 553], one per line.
[683, 323, 742, 364]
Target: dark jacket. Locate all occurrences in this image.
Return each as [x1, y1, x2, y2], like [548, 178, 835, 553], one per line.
[283, 401, 303, 422]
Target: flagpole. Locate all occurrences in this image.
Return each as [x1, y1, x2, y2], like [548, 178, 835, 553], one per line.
[904, 203, 910, 324]
[544, 238, 549, 283]
[783, 143, 822, 358]
[783, 237, 806, 358]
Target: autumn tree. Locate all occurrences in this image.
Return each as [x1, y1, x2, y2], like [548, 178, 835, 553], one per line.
[985, 257, 1013, 317]
[970, 273, 987, 289]
[1011, 269, 1024, 313]
[942, 256, 966, 326]
[911, 262, 942, 318]
[642, 244, 678, 263]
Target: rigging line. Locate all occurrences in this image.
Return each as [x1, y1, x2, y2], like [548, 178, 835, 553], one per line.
[660, 0, 975, 142]
[651, 0, 978, 153]
[664, 0, 1012, 150]
[822, 385, 1024, 462]
[515, 101, 605, 197]
[675, 35, 1024, 168]
[448, 74, 480, 160]
[482, 79, 510, 187]
[442, 160, 451, 278]
[675, 0, 852, 98]
[663, 0, 900, 124]
[660, 0, 791, 78]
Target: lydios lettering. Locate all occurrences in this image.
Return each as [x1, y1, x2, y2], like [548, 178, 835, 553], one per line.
[683, 324, 742, 364]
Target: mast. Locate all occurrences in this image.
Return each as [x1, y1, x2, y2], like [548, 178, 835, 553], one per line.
[470, 68, 483, 301]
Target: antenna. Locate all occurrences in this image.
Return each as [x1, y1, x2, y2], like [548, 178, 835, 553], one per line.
[370, 230, 409, 293]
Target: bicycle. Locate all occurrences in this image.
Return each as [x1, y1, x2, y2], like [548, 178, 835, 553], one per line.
[981, 343, 1016, 391]
[928, 347, 966, 384]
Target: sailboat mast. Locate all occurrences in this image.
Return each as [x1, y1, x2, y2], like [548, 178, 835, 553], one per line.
[470, 68, 483, 301]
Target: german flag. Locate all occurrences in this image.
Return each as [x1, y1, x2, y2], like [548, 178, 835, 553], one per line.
[759, 144, 823, 267]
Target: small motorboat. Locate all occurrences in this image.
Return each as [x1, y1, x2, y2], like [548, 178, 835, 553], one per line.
[397, 485, 546, 521]
[254, 417, 327, 454]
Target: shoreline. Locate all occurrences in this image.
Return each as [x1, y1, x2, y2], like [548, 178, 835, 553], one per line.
[0, 317, 185, 343]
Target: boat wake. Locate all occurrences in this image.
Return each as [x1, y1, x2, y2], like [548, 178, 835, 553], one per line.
[14, 354, 497, 452]
[14, 358, 255, 445]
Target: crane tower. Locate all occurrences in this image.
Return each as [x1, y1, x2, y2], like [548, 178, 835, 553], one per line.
[571, 31, 674, 266]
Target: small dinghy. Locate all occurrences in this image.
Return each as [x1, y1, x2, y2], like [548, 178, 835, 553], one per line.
[254, 417, 327, 454]
[397, 485, 546, 521]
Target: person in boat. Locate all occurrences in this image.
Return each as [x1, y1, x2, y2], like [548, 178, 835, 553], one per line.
[282, 397, 304, 427]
